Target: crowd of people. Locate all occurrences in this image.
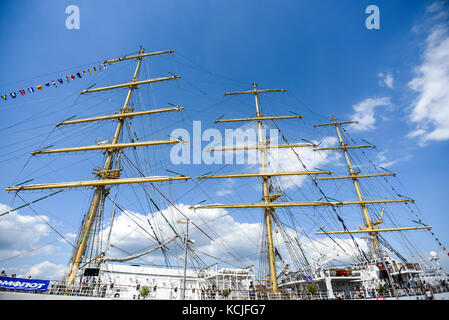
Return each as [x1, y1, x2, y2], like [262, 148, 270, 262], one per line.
[1, 270, 32, 279]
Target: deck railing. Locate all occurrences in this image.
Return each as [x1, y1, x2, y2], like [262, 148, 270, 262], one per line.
[2, 280, 448, 300]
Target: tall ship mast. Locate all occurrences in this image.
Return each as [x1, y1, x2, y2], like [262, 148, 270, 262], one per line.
[312, 116, 431, 257]
[191, 84, 447, 299]
[5, 47, 190, 286]
[191, 84, 384, 293]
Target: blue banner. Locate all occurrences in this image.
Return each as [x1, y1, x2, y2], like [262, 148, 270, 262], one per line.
[0, 276, 49, 292]
[303, 276, 313, 283]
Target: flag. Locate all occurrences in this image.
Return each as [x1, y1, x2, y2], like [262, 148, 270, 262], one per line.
[274, 247, 283, 261]
[3, 56, 113, 103]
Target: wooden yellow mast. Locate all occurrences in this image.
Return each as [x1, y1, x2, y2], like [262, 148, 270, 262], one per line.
[253, 83, 279, 293]
[6, 48, 188, 285]
[192, 83, 335, 294]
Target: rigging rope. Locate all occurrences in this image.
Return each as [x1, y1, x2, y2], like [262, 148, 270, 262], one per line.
[341, 125, 447, 258]
[15, 193, 74, 248]
[121, 151, 214, 242]
[271, 119, 370, 262]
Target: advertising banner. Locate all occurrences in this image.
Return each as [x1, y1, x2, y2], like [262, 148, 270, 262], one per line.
[0, 276, 50, 292]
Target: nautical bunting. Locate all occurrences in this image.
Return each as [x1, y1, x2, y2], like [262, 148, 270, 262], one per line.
[1, 61, 110, 102]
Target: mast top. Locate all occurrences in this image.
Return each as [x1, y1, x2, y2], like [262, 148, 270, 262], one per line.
[103, 49, 174, 64]
[224, 83, 286, 96]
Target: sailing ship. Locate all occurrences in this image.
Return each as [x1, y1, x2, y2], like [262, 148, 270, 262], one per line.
[0, 48, 447, 300]
[190, 84, 449, 300]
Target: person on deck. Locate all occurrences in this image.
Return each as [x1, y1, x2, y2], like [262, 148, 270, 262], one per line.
[425, 288, 434, 300]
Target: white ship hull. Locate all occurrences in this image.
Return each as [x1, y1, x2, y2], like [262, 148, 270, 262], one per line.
[0, 263, 255, 300]
[2, 260, 448, 300]
[2, 290, 449, 300]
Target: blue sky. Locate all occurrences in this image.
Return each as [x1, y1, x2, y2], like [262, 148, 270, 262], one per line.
[0, 0, 448, 279]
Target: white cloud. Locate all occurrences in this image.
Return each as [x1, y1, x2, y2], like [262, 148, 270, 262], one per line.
[378, 72, 394, 89]
[99, 200, 370, 273]
[100, 204, 263, 267]
[192, 208, 262, 264]
[264, 136, 340, 190]
[408, 20, 449, 144]
[0, 203, 55, 261]
[376, 150, 398, 168]
[215, 178, 235, 197]
[295, 235, 368, 266]
[426, 1, 449, 20]
[216, 189, 233, 197]
[426, 1, 444, 13]
[27, 261, 66, 280]
[210, 121, 341, 192]
[62, 233, 77, 240]
[349, 97, 392, 131]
